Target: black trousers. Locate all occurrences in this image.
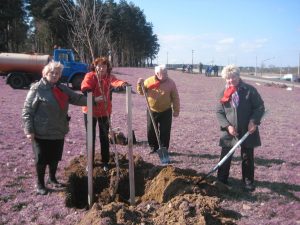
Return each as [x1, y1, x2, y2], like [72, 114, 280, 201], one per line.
[32, 138, 64, 165]
[217, 147, 254, 184]
[147, 108, 172, 151]
[32, 138, 64, 187]
[84, 114, 110, 164]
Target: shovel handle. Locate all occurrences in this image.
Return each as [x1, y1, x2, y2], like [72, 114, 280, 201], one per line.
[199, 109, 268, 182]
[198, 132, 250, 183]
[140, 84, 162, 148]
[217, 131, 250, 168]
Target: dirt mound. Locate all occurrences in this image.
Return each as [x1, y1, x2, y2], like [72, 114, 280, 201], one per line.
[264, 82, 288, 88]
[64, 153, 236, 224]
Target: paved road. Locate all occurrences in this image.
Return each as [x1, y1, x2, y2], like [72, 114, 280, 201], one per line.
[240, 74, 300, 88]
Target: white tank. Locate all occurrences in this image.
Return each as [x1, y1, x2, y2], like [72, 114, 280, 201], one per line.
[0, 53, 51, 74]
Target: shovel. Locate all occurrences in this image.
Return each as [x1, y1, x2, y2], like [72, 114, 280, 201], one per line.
[199, 110, 268, 183]
[198, 131, 250, 183]
[141, 84, 170, 164]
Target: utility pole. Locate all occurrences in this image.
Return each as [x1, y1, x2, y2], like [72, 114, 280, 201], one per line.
[261, 57, 275, 76]
[167, 52, 168, 68]
[255, 56, 257, 76]
[192, 50, 194, 73]
[298, 53, 300, 76]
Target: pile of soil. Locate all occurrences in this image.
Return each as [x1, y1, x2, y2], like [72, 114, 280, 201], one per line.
[64, 153, 236, 224]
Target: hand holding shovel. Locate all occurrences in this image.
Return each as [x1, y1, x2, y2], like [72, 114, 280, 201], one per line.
[199, 110, 268, 183]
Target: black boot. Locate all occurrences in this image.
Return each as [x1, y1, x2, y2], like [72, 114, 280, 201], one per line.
[244, 178, 255, 192]
[36, 164, 48, 195]
[48, 161, 63, 187]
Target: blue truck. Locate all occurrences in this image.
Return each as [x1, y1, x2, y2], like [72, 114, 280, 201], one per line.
[0, 48, 89, 89]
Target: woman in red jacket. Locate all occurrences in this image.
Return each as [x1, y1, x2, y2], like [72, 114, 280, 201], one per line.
[81, 57, 129, 171]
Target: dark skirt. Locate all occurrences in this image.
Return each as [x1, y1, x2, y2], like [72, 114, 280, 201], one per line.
[32, 138, 64, 164]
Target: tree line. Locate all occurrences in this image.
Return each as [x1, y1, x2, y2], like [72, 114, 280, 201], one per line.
[0, 0, 159, 66]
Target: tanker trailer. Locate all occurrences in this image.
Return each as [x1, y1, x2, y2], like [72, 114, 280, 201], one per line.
[0, 49, 89, 89]
[0, 52, 51, 89]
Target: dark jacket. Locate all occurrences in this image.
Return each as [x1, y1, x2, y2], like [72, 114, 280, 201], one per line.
[216, 80, 265, 148]
[22, 78, 87, 139]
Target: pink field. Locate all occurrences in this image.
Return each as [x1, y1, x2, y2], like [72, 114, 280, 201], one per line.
[0, 68, 299, 224]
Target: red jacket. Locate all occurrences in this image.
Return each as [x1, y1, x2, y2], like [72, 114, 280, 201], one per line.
[81, 71, 126, 117]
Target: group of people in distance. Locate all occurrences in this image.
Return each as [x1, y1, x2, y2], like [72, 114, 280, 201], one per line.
[182, 63, 219, 77]
[22, 57, 264, 195]
[205, 65, 219, 76]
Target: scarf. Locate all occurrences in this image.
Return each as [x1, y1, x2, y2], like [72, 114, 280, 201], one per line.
[52, 86, 69, 110]
[220, 86, 239, 108]
[147, 80, 160, 89]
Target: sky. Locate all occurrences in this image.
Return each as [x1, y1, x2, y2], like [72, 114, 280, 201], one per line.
[118, 0, 300, 67]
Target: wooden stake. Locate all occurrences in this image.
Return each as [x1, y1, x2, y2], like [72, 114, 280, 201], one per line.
[126, 86, 135, 205]
[87, 92, 94, 208]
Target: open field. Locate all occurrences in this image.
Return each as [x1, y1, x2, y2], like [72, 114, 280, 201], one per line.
[0, 68, 299, 224]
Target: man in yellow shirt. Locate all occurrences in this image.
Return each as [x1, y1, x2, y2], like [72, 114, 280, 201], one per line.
[137, 65, 180, 154]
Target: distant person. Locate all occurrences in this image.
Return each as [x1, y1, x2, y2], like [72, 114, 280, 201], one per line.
[187, 64, 192, 73]
[136, 65, 180, 154]
[213, 65, 219, 76]
[22, 61, 102, 195]
[205, 66, 212, 76]
[199, 63, 203, 74]
[190, 64, 194, 73]
[81, 56, 130, 171]
[216, 64, 265, 191]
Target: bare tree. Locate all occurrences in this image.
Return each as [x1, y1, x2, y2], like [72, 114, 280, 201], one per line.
[59, 0, 108, 63]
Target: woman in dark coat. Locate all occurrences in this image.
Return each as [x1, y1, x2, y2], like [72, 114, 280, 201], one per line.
[216, 64, 265, 191]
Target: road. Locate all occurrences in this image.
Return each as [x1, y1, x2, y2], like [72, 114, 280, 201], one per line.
[240, 73, 300, 88]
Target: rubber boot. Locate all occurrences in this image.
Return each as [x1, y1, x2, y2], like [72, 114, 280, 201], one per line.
[36, 164, 48, 195]
[48, 161, 62, 187]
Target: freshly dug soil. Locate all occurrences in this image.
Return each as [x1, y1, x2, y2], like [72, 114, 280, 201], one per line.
[64, 152, 235, 225]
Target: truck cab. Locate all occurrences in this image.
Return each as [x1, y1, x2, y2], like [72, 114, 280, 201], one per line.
[53, 49, 89, 89]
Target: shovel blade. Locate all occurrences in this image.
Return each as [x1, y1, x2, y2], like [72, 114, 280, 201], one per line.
[157, 147, 170, 164]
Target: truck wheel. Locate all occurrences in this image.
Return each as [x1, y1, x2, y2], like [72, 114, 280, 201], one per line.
[72, 75, 84, 90]
[8, 73, 26, 89]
